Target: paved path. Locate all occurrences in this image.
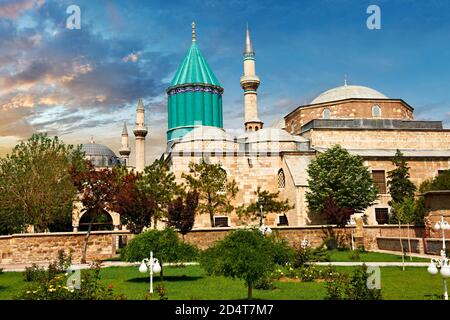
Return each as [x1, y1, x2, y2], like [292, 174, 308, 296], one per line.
[0, 261, 199, 272]
[307, 262, 429, 267]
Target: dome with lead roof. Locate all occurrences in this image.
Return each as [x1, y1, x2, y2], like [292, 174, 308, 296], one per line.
[311, 85, 388, 104]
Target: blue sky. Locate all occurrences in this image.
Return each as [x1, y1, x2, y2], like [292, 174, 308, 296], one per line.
[0, 0, 449, 163]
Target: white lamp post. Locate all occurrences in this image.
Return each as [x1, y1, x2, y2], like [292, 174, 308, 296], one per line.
[427, 216, 450, 300]
[139, 251, 161, 294]
[348, 216, 356, 251]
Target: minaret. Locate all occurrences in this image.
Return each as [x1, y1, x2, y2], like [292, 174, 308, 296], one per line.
[118, 121, 131, 166]
[133, 98, 148, 172]
[240, 24, 263, 132]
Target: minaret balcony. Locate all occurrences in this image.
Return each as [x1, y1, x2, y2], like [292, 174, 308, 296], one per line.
[240, 75, 260, 90]
[133, 126, 148, 137]
[118, 148, 131, 156]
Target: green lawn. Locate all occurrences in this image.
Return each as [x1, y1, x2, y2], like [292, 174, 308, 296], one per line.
[326, 249, 429, 262]
[0, 265, 445, 300]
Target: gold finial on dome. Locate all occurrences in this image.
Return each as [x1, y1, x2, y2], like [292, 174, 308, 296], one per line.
[191, 21, 196, 42]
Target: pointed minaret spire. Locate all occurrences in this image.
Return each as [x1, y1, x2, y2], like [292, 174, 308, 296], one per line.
[119, 121, 131, 165]
[192, 21, 196, 42]
[244, 23, 254, 56]
[133, 98, 148, 172]
[240, 24, 263, 132]
[122, 121, 128, 135]
[344, 74, 348, 86]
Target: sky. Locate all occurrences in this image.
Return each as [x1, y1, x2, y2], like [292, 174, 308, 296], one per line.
[0, 0, 449, 164]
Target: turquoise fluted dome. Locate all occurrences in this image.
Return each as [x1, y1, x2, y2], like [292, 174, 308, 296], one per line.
[167, 25, 224, 141]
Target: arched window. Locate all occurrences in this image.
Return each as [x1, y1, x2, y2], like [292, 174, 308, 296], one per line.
[255, 126, 259, 131]
[248, 126, 253, 131]
[323, 108, 331, 119]
[372, 105, 381, 117]
[277, 169, 285, 189]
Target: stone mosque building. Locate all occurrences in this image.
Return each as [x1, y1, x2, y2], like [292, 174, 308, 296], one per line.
[74, 23, 450, 231]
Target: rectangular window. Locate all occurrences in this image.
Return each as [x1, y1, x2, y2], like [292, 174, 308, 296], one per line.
[375, 208, 389, 225]
[214, 216, 229, 227]
[372, 170, 386, 194]
[277, 215, 288, 226]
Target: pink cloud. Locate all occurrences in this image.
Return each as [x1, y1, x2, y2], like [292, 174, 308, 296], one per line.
[0, 0, 45, 20]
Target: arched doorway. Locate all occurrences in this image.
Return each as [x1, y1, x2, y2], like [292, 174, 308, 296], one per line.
[78, 209, 114, 231]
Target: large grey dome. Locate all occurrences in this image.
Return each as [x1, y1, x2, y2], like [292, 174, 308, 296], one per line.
[81, 142, 122, 167]
[311, 85, 388, 104]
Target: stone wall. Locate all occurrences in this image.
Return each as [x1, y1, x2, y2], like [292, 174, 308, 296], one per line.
[1, 224, 444, 265]
[423, 191, 450, 238]
[285, 99, 413, 133]
[0, 231, 128, 264]
[182, 225, 424, 251]
[307, 129, 450, 151]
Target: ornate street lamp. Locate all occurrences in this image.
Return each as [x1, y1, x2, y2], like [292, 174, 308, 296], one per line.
[427, 216, 450, 300]
[139, 251, 161, 294]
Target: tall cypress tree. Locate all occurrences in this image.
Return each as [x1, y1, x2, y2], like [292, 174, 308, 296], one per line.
[387, 150, 416, 206]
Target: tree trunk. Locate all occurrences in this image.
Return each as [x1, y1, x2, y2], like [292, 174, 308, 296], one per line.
[153, 216, 158, 229]
[398, 221, 405, 271]
[160, 259, 164, 281]
[247, 284, 253, 300]
[407, 224, 412, 261]
[81, 221, 93, 264]
[210, 214, 215, 228]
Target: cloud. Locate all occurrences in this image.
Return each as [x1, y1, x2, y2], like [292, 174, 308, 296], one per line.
[122, 52, 140, 63]
[0, 1, 175, 146]
[0, 0, 44, 20]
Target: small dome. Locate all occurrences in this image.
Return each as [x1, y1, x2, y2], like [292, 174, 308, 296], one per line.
[311, 85, 388, 104]
[81, 142, 121, 167]
[181, 126, 235, 142]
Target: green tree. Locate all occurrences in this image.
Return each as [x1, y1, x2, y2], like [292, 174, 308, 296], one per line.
[237, 187, 293, 225]
[419, 170, 450, 192]
[387, 150, 417, 205]
[391, 197, 425, 226]
[139, 159, 180, 228]
[183, 160, 238, 227]
[201, 229, 293, 300]
[0, 133, 85, 234]
[306, 145, 378, 222]
[121, 228, 199, 280]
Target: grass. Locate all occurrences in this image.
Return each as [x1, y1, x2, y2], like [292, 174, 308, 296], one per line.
[326, 249, 429, 262]
[0, 264, 446, 300]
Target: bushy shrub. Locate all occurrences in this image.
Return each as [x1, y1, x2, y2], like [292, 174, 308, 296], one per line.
[273, 265, 336, 283]
[349, 249, 362, 261]
[266, 232, 295, 265]
[18, 262, 126, 300]
[294, 245, 330, 268]
[23, 249, 73, 282]
[326, 265, 382, 300]
[121, 228, 199, 263]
